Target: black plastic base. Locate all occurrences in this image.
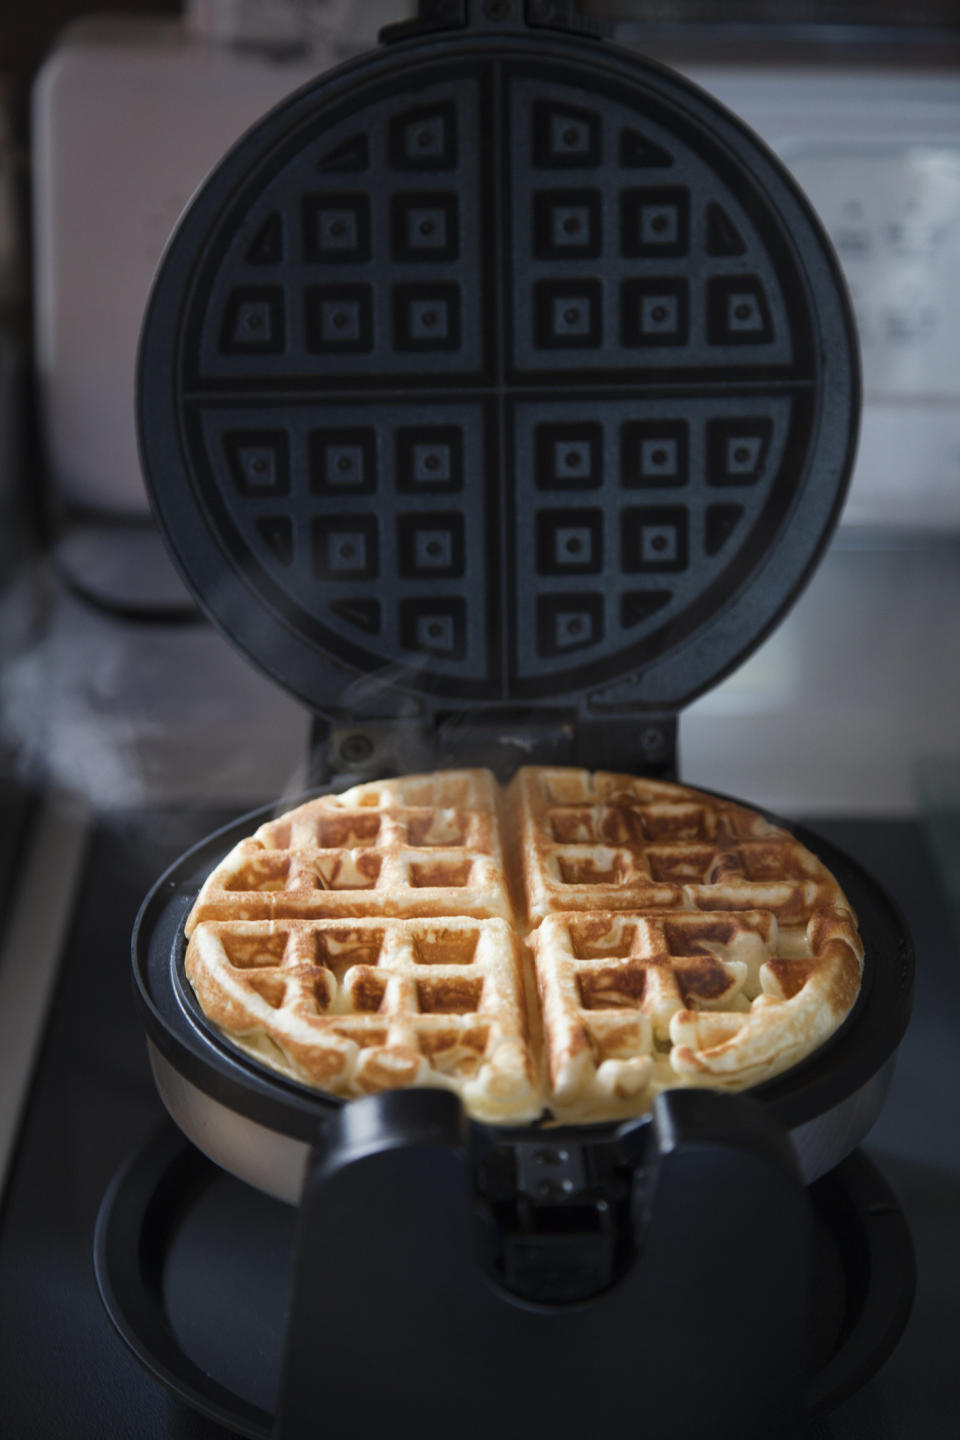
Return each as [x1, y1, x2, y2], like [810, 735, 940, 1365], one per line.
[95, 1108, 914, 1440]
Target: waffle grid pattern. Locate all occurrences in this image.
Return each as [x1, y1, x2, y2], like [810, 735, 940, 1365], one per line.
[188, 772, 512, 926]
[516, 768, 863, 1119]
[184, 768, 863, 1124]
[172, 53, 817, 695]
[186, 914, 536, 1123]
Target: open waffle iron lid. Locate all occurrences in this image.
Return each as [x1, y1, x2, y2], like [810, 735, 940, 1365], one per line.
[120, 17, 921, 1406]
[136, 0, 860, 729]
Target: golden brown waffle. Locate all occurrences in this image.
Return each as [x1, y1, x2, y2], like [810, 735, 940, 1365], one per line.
[185, 769, 512, 931]
[508, 766, 847, 937]
[532, 907, 861, 1122]
[184, 766, 863, 1124]
[185, 915, 540, 1124]
[513, 767, 862, 1119]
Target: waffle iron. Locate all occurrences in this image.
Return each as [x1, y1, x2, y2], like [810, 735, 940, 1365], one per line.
[96, 5, 915, 1436]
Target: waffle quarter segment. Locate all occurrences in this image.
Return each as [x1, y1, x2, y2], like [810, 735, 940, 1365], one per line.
[185, 769, 512, 932]
[508, 766, 853, 940]
[185, 915, 540, 1124]
[532, 905, 862, 1122]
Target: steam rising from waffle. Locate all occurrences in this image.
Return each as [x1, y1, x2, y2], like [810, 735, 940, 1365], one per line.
[184, 768, 863, 1123]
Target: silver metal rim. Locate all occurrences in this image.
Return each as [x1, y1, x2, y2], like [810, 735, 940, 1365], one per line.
[148, 1040, 896, 1204]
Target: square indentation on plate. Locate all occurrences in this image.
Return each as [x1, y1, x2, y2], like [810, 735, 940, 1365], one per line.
[224, 430, 290, 495]
[533, 103, 601, 168]
[310, 428, 377, 494]
[621, 507, 688, 572]
[301, 193, 371, 262]
[393, 284, 461, 350]
[305, 285, 373, 352]
[537, 593, 603, 656]
[533, 189, 602, 259]
[707, 276, 774, 345]
[391, 192, 459, 261]
[706, 417, 773, 485]
[535, 423, 603, 490]
[312, 515, 379, 580]
[620, 420, 688, 488]
[396, 426, 464, 492]
[535, 281, 602, 348]
[400, 598, 467, 658]
[220, 287, 285, 354]
[397, 513, 465, 579]
[390, 103, 458, 170]
[621, 187, 690, 258]
[536, 509, 602, 575]
[621, 279, 688, 347]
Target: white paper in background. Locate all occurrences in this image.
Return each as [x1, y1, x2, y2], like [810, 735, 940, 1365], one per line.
[185, 0, 412, 50]
[783, 142, 960, 403]
[32, 2, 415, 517]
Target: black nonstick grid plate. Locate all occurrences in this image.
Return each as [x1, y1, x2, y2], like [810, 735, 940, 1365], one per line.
[137, 3, 858, 726]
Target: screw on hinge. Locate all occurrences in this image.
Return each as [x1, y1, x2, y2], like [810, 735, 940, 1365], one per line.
[339, 733, 375, 765]
[516, 1142, 587, 1198]
[640, 725, 665, 757]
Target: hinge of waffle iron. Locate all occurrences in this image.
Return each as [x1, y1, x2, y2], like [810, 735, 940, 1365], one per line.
[524, 0, 610, 37]
[381, 0, 610, 44]
[309, 710, 678, 785]
[474, 1134, 643, 1303]
[310, 713, 580, 785]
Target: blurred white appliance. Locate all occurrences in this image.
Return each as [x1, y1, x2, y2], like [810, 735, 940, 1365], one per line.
[674, 62, 960, 532]
[31, 5, 356, 519]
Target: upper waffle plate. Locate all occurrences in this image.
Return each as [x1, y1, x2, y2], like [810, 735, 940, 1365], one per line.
[138, 15, 858, 718]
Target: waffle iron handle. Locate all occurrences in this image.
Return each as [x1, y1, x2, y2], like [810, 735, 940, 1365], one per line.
[379, 0, 610, 45]
[275, 1086, 810, 1440]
